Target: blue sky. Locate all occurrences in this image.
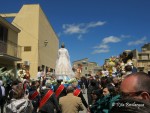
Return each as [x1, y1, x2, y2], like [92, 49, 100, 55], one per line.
[0, 0, 150, 66]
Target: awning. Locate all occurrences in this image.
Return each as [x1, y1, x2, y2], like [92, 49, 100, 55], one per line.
[0, 53, 21, 61]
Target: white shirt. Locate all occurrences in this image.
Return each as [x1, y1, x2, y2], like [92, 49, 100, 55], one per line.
[0, 80, 5, 96]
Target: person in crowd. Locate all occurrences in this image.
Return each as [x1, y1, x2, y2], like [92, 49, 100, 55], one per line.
[0, 80, 5, 113]
[95, 75, 101, 89]
[100, 77, 107, 88]
[91, 89, 103, 104]
[59, 86, 84, 113]
[112, 77, 121, 94]
[72, 80, 89, 112]
[37, 68, 44, 80]
[23, 79, 30, 94]
[24, 69, 30, 80]
[110, 97, 150, 113]
[54, 79, 67, 101]
[122, 65, 133, 78]
[28, 80, 40, 113]
[87, 76, 94, 87]
[90, 84, 120, 113]
[87, 79, 99, 106]
[120, 72, 150, 101]
[8, 80, 24, 100]
[39, 81, 61, 113]
[46, 67, 51, 77]
[79, 76, 88, 93]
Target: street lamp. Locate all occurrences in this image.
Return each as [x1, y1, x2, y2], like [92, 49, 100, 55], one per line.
[44, 40, 48, 47]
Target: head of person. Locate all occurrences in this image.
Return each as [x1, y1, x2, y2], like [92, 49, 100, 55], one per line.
[103, 84, 116, 96]
[45, 80, 51, 88]
[57, 79, 63, 84]
[125, 65, 132, 72]
[72, 80, 78, 88]
[67, 85, 74, 94]
[91, 89, 103, 101]
[120, 72, 150, 101]
[110, 98, 150, 113]
[95, 75, 99, 80]
[61, 42, 65, 48]
[90, 79, 97, 87]
[31, 80, 36, 86]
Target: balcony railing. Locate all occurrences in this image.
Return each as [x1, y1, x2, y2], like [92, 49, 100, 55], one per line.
[0, 40, 21, 58]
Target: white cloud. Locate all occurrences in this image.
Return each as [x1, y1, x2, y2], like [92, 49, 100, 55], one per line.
[94, 44, 109, 49]
[102, 36, 121, 44]
[63, 24, 86, 34]
[62, 21, 106, 35]
[92, 36, 121, 54]
[86, 21, 106, 28]
[128, 37, 147, 46]
[92, 49, 109, 54]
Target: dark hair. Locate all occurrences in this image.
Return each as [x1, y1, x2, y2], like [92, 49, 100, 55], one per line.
[101, 77, 107, 88]
[61, 44, 65, 48]
[67, 86, 74, 93]
[126, 72, 150, 92]
[110, 98, 150, 113]
[90, 79, 97, 86]
[125, 65, 132, 72]
[92, 89, 103, 99]
[57, 79, 63, 84]
[105, 84, 116, 96]
[106, 77, 113, 84]
[31, 81, 36, 86]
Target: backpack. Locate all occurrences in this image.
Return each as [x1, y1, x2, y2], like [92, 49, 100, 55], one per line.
[6, 98, 33, 113]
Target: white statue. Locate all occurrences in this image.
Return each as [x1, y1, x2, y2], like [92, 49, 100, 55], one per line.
[55, 43, 75, 81]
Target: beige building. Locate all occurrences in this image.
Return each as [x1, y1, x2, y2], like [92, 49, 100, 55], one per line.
[132, 43, 150, 74]
[73, 58, 102, 76]
[0, 16, 21, 74]
[1, 4, 59, 78]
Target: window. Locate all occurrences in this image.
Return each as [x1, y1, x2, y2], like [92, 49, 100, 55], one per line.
[141, 55, 148, 60]
[24, 46, 31, 51]
[0, 24, 8, 42]
[85, 67, 88, 70]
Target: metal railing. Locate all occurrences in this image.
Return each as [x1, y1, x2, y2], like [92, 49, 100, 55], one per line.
[0, 40, 21, 58]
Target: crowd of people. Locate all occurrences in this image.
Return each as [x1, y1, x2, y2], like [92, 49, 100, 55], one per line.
[0, 70, 150, 113]
[0, 48, 150, 113]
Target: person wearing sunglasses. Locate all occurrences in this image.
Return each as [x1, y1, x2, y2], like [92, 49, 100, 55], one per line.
[120, 72, 150, 101]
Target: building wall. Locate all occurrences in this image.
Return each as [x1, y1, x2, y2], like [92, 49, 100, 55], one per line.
[0, 17, 20, 72]
[38, 6, 59, 69]
[7, 28, 18, 57]
[73, 59, 101, 76]
[13, 4, 39, 78]
[13, 4, 59, 78]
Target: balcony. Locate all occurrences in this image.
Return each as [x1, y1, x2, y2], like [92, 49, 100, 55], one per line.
[0, 40, 21, 61]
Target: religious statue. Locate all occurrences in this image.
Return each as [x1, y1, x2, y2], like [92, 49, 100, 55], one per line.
[55, 43, 75, 81]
